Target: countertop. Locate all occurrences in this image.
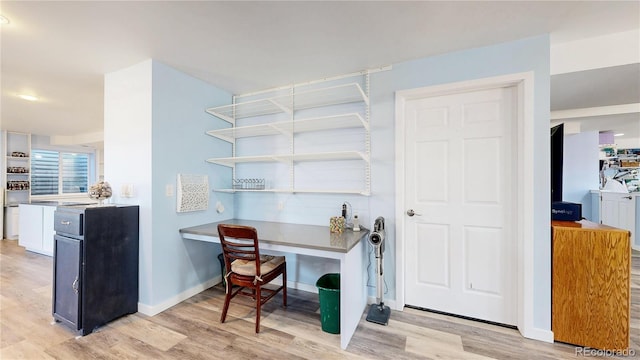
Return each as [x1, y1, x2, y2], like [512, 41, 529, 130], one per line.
[552, 219, 630, 233]
[180, 219, 369, 254]
[19, 200, 96, 207]
[590, 189, 640, 196]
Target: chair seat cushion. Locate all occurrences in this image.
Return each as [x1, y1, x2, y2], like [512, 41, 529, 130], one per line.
[231, 255, 285, 276]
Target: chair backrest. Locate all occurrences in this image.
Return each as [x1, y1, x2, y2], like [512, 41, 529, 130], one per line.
[217, 224, 262, 276]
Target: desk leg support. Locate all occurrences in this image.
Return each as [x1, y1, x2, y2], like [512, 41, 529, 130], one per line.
[339, 239, 367, 350]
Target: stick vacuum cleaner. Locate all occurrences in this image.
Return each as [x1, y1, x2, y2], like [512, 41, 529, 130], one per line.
[366, 216, 391, 325]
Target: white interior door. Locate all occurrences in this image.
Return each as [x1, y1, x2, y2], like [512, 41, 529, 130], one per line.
[403, 86, 517, 325]
[600, 192, 635, 245]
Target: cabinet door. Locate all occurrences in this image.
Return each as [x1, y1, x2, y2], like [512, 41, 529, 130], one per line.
[53, 235, 82, 331]
[601, 192, 635, 242]
[18, 205, 43, 251]
[5, 206, 20, 240]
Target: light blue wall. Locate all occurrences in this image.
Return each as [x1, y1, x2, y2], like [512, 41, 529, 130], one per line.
[106, 59, 233, 308]
[369, 34, 551, 330]
[591, 191, 600, 222]
[108, 35, 551, 329]
[231, 78, 373, 291]
[236, 35, 552, 330]
[150, 61, 233, 304]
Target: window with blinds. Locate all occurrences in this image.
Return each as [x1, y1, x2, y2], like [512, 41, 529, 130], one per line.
[32, 150, 90, 195]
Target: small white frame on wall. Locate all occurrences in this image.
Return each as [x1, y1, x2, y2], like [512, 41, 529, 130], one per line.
[177, 174, 209, 212]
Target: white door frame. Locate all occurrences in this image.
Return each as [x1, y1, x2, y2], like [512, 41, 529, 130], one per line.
[395, 72, 546, 342]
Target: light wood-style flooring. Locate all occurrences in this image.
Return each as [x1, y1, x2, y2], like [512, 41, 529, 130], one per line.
[1, 239, 638, 359]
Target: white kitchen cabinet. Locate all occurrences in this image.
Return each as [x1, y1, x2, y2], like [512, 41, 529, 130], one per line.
[4, 206, 19, 240]
[205, 77, 372, 195]
[42, 205, 55, 254]
[18, 204, 56, 256]
[600, 191, 637, 250]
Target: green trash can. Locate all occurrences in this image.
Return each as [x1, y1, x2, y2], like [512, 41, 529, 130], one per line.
[316, 273, 340, 334]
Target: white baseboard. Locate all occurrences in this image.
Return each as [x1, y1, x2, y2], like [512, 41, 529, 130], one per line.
[137, 276, 320, 316]
[137, 275, 221, 316]
[271, 278, 318, 294]
[521, 327, 554, 343]
[289, 281, 318, 294]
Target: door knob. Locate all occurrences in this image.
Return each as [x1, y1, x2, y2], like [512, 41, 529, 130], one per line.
[406, 209, 422, 217]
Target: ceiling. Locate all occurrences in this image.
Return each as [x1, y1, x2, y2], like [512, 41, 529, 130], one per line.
[1, 1, 639, 142]
[551, 63, 640, 142]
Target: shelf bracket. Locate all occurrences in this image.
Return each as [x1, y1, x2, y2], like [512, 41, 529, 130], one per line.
[268, 123, 293, 138]
[267, 99, 293, 115]
[205, 110, 235, 125]
[206, 132, 235, 144]
[205, 159, 235, 169]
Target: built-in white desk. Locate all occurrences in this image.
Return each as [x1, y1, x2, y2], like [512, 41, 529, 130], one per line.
[179, 219, 370, 350]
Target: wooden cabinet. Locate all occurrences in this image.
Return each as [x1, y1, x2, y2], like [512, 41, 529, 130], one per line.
[552, 220, 630, 351]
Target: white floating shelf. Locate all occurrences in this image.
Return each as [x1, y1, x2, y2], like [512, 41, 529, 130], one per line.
[206, 113, 368, 142]
[206, 151, 369, 168]
[293, 113, 369, 132]
[206, 83, 369, 123]
[291, 151, 368, 162]
[293, 82, 369, 110]
[205, 97, 293, 124]
[206, 154, 284, 167]
[213, 188, 369, 195]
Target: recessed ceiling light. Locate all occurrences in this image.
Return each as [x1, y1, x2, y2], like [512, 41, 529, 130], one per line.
[18, 94, 38, 101]
[614, 133, 624, 137]
[0, 16, 9, 25]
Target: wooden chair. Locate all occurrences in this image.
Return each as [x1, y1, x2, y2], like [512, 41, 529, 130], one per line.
[217, 224, 287, 333]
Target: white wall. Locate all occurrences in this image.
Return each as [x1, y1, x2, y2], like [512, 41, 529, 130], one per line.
[562, 131, 600, 220]
[616, 138, 640, 149]
[104, 60, 154, 305]
[551, 29, 640, 74]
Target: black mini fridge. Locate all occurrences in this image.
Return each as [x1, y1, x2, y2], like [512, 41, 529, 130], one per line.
[52, 204, 139, 335]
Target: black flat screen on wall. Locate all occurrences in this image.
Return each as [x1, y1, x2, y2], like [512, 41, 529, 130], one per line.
[550, 123, 564, 203]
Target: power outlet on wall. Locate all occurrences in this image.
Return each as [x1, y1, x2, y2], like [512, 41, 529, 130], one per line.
[165, 184, 174, 197]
